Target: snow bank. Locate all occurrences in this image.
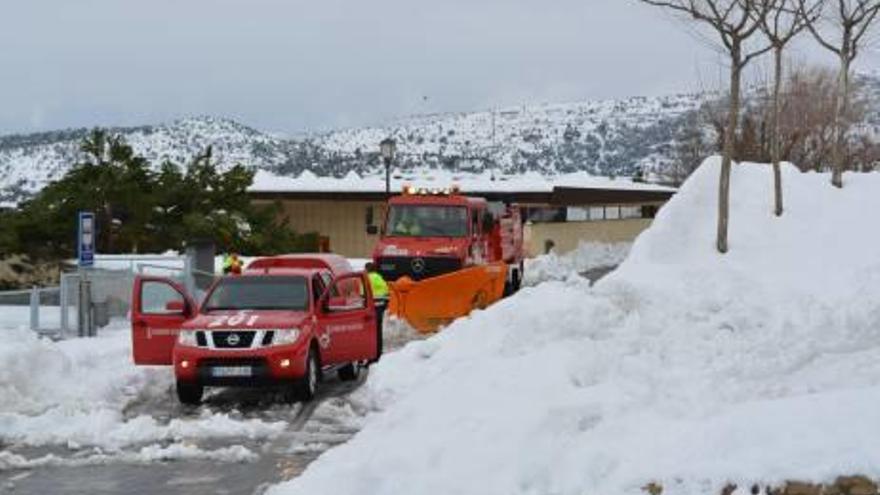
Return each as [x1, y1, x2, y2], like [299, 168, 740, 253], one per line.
[523, 241, 631, 286]
[0, 444, 257, 471]
[0, 325, 284, 455]
[268, 158, 880, 495]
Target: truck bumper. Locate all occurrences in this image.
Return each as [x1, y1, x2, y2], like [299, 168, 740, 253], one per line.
[173, 343, 309, 386]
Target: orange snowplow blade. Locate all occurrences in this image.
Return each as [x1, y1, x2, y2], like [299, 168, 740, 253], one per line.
[387, 262, 508, 334]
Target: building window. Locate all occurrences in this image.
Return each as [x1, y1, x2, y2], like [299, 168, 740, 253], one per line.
[526, 204, 659, 223]
[566, 207, 589, 222]
[621, 206, 642, 219]
[606, 206, 621, 220]
[525, 207, 566, 223]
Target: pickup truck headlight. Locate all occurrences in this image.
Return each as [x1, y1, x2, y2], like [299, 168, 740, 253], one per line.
[274, 328, 301, 346]
[178, 330, 198, 347]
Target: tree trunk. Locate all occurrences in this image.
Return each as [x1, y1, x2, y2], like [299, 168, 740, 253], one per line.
[772, 45, 784, 216]
[717, 52, 742, 254]
[832, 51, 850, 188]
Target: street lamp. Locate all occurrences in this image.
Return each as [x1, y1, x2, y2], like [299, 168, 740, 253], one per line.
[380, 137, 396, 198]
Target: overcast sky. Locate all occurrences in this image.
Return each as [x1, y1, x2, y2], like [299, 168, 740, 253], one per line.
[1, 0, 878, 136]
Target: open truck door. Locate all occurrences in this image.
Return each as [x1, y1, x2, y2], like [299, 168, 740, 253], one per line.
[131, 276, 195, 365]
[318, 272, 378, 365]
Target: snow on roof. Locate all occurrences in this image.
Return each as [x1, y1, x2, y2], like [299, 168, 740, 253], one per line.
[248, 169, 676, 195]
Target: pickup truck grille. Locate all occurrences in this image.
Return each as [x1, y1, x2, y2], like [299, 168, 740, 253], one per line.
[377, 256, 462, 282]
[211, 331, 256, 349]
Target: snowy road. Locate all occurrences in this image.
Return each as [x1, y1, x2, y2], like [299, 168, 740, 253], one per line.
[1, 373, 367, 495]
[0, 262, 607, 495]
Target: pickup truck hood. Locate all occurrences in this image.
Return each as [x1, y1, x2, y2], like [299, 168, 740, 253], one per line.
[183, 310, 311, 330]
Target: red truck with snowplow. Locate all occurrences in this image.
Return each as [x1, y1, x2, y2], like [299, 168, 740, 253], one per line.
[130, 254, 379, 405]
[373, 186, 525, 332]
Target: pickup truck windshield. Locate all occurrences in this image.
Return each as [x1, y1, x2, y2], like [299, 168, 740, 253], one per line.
[203, 276, 309, 311]
[385, 205, 468, 237]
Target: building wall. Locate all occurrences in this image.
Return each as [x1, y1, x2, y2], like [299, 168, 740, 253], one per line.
[255, 199, 385, 258]
[524, 218, 653, 256]
[256, 199, 659, 259]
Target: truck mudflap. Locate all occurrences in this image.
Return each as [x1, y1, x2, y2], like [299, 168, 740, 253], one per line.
[387, 262, 508, 333]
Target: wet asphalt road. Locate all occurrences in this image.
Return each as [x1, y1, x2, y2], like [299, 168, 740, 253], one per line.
[0, 374, 366, 495]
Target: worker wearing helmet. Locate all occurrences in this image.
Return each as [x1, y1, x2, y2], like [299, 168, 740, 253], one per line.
[223, 252, 243, 275]
[366, 261, 388, 362]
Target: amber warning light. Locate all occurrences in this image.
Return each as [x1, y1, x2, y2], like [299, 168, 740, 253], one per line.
[401, 184, 461, 196]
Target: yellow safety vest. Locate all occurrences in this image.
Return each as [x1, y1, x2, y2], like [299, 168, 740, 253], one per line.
[368, 272, 389, 299]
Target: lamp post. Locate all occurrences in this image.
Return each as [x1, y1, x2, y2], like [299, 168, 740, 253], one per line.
[380, 137, 396, 198]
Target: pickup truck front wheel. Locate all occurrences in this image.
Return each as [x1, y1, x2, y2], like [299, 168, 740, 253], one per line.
[290, 348, 319, 402]
[176, 381, 204, 405]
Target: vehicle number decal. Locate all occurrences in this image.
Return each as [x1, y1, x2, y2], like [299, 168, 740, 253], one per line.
[208, 311, 258, 328]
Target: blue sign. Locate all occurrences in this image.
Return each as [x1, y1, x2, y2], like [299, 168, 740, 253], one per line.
[77, 211, 95, 267]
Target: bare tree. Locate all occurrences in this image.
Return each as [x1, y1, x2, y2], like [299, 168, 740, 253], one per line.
[757, 1, 819, 216]
[802, 0, 880, 187]
[637, 0, 777, 253]
[701, 64, 876, 171]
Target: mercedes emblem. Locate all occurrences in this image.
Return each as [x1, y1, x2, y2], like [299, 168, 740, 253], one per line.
[411, 258, 426, 274]
[226, 333, 241, 346]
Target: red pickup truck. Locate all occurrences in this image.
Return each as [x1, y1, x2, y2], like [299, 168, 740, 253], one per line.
[130, 254, 379, 405]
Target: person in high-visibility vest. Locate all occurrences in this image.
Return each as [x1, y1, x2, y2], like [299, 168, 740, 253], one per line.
[365, 262, 388, 362]
[223, 252, 243, 275]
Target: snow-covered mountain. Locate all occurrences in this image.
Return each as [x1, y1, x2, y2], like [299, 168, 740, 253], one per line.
[2, 72, 878, 203]
[0, 93, 705, 203]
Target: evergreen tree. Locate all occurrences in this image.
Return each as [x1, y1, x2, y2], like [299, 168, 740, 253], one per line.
[4, 130, 316, 259]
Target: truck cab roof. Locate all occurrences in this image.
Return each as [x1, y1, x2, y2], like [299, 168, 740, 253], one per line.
[245, 254, 353, 276]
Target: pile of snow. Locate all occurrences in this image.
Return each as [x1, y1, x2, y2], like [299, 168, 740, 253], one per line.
[268, 158, 880, 495]
[0, 324, 284, 464]
[523, 241, 632, 286]
[0, 444, 257, 470]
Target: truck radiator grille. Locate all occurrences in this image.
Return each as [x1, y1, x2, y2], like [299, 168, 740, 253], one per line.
[377, 256, 462, 282]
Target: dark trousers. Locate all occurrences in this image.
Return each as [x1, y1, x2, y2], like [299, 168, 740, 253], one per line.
[374, 298, 388, 361]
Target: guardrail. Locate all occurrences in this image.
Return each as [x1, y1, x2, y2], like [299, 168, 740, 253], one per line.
[0, 285, 64, 337]
[2, 254, 219, 339]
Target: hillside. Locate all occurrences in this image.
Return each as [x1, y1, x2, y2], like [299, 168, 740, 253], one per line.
[2, 72, 878, 203]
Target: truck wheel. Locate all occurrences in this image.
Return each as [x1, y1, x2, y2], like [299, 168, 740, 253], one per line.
[338, 362, 361, 382]
[176, 381, 203, 406]
[291, 349, 319, 402]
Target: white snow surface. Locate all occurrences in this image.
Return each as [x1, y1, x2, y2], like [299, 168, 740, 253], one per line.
[268, 157, 880, 495]
[0, 324, 285, 454]
[249, 167, 674, 194]
[523, 241, 632, 286]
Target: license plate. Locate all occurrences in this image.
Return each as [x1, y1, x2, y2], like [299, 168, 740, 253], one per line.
[210, 366, 252, 377]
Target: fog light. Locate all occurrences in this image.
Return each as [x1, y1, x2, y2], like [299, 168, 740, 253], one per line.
[180, 360, 190, 369]
[280, 359, 291, 368]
